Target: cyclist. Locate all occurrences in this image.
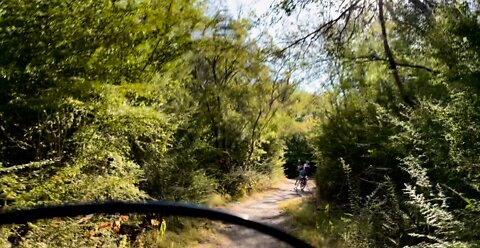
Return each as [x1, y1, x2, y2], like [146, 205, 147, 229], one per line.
[295, 162, 308, 188]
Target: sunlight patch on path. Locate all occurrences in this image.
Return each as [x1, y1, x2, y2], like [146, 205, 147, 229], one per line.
[195, 178, 315, 248]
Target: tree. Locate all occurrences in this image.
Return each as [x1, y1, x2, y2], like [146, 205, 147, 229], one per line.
[183, 14, 295, 195]
[275, 0, 444, 105]
[274, 0, 480, 246]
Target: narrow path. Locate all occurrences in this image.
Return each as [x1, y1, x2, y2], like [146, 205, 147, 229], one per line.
[196, 178, 314, 248]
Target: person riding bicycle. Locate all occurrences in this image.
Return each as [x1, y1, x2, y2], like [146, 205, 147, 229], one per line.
[299, 167, 307, 181]
[295, 162, 308, 188]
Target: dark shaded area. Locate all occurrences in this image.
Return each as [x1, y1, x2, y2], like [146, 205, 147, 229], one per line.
[283, 133, 315, 178]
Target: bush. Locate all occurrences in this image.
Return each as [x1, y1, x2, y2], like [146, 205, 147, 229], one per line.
[311, 97, 401, 204]
[311, 91, 480, 247]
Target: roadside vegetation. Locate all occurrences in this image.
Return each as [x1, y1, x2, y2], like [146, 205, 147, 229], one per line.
[0, 0, 313, 246]
[276, 0, 480, 247]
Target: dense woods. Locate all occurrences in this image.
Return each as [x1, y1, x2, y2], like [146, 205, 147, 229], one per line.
[276, 0, 480, 247]
[0, 0, 311, 246]
[1, 0, 480, 247]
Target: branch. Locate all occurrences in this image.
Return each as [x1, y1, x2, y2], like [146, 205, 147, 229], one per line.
[0, 159, 60, 174]
[246, 108, 263, 167]
[345, 54, 438, 73]
[280, 0, 361, 53]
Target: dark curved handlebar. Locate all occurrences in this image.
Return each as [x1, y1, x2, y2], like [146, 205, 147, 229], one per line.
[0, 201, 314, 248]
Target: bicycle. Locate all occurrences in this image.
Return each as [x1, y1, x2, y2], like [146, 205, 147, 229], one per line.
[294, 175, 308, 191]
[299, 176, 307, 191]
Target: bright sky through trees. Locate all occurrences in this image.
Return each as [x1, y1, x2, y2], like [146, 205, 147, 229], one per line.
[222, 0, 324, 93]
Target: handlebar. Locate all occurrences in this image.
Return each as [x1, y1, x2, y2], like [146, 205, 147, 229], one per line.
[0, 201, 314, 248]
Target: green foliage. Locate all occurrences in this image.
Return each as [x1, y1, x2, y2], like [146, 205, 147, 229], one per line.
[0, 0, 298, 246]
[295, 1, 480, 247]
[281, 198, 340, 247]
[281, 92, 318, 178]
[311, 94, 401, 203]
[172, 15, 294, 196]
[311, 90, 480, 247]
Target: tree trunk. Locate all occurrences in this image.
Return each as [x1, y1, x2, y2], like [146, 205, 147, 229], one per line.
[378, 0, 415, 107]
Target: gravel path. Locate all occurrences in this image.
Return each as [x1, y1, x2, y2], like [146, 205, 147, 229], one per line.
[196, 178, 314, 248]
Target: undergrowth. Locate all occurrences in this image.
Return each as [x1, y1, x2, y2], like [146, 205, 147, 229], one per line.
[280, 197, 344, 248]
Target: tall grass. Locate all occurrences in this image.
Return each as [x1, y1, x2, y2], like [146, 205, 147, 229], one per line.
[280, 198, 343, 248]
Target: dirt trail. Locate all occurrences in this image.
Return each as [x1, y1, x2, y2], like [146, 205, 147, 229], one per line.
[196, 178, 314, 248]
